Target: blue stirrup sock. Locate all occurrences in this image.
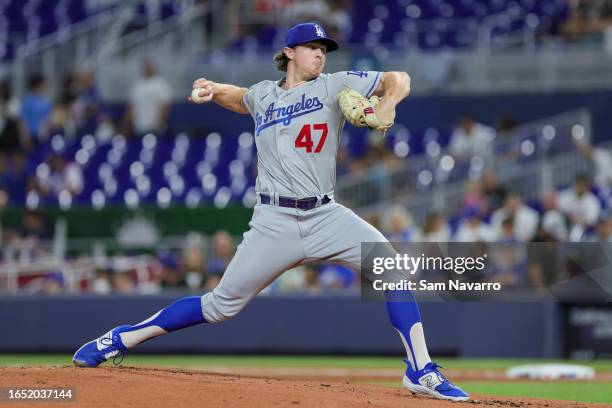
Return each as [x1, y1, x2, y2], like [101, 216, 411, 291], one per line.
[115, 291, 431, 370]
[119, 296, 207, 348]
[385, 290, 432, 371]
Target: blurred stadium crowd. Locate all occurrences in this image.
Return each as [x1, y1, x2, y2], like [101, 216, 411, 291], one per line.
[0, 0, 611, 295]
[1, 0, 612, 58]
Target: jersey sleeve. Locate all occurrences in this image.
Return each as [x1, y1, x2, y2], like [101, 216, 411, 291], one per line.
[242, 83, 259, 119]
[327, 71, 382, 98]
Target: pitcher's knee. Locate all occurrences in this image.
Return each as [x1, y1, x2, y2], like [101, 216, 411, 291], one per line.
[200, 291, 247, 323]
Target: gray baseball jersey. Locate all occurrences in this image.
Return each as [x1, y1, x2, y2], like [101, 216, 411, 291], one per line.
[201, 70, 389, 323]
[242, 71, 382, 197]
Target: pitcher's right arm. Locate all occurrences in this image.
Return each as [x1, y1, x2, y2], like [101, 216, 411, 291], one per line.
[189, 77, 249, 115]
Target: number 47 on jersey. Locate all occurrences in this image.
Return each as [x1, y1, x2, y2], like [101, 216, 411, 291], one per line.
[294, 123, 328, 153]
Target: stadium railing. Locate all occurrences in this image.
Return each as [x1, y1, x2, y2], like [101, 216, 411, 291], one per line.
[336, 109, 594, 220]
[351, 142, 601, 226]
[90, 2, 210, 66]
[10, 0, 202, 98]
[0, 228, 207, 294]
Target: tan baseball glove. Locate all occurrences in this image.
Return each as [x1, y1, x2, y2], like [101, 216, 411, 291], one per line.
[337, 87, 392, 131]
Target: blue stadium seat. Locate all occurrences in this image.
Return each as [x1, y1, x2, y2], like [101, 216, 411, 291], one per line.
[225, 0, 570, 51]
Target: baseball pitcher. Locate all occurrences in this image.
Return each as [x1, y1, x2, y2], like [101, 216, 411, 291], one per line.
[73, 23, 468, 402]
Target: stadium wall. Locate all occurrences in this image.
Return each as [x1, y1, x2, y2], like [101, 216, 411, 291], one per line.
[1, 206, 253, 238]
[0, 296, 562, 358]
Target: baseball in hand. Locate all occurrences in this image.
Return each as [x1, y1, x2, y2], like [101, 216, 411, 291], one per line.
[190, 87, 212, 103]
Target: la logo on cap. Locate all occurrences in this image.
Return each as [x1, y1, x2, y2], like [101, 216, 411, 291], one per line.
[315, 25, 324, 38]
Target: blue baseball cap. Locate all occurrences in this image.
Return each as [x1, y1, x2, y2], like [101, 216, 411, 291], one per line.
[285, 23, 339, 52]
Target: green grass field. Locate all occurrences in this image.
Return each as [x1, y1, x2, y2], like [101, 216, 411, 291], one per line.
[378, 381, 612, 404]
[1, 355, 611, 404]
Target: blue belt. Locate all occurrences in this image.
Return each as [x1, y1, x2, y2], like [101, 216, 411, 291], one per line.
[259, 194, 332, 211]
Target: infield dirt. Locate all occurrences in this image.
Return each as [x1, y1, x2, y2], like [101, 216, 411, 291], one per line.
[0, 366, 606, 408]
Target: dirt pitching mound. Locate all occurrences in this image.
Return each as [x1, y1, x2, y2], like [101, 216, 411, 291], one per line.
[0, 366, 604, 408]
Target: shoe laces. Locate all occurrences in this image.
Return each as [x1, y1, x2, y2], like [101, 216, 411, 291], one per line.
[100, 333, 127, 366]
[428, 362, 451, 384]
[406, 359, 449, 382]
[404, 359, 445, 371]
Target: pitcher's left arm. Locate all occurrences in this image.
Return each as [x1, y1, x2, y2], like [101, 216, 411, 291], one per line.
[371, 71, 411, 126]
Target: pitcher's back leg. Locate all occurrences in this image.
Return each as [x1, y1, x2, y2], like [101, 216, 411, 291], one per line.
[304, 203, 432, 370]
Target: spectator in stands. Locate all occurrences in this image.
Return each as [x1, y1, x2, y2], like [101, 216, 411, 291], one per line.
[0, 158, 6, 188]
[54, 72, 97, 139]
[14, 209, 52, 261]
[319, 264, 357, 291]
[482, 170, 507, 214]
[557, 173, 602, 240]
[302, 264, 323, 293]
[0, 86, 28, 155]
[448, 114, 495, 164]
[0, 109, 28, 155]
[364, 212, 382, 231]
[70, 70, 104, 135]
[491, 192, 540, 242]
[0, 81, 20, 118]
[461, 180, 487, 216]
[41, 273, 65, 295]
[497, 216, 519, 243]
[491, 116, 521, 163]
[158, 252, 187, 289]
[495, 115, 519, 133]
[266, 263, 323, 293]
[582, 208, 611, 242]
[527, 224, 560, 291]
[20, 75, 52, 143]
[487, 241, 526, 287]
[19, 209, 50, 241]
[541, 192, 569, 241]
[5, 153, 31, 205]
[383, 205, 421, 242]
[562, 0, 612, 39]
[490, 218, 525, 286]
[365, 142, 402, 174]
[113, 270, 137, 294]
[23, 273, 65, 294]
[121, 60, 172, 137]
[421, 213, 451, 242]
[296, 264, 322, 294]
[574, 140, 612, 191]
[593, 210, 612, 242]
[91, 269, 113, 295]
[205, 230, 236, 290]
[0, 187, 6, 247]
[47, 103, 77, 140]
[454, 207, 496, 242]
[35, 153, 83, 197]
[59, 73, 79, 106]
[181, 232, 206, 289]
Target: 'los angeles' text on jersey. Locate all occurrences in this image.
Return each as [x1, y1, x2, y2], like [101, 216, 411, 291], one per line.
[242, 71, 382, 197]
[255, 94, 324, 135]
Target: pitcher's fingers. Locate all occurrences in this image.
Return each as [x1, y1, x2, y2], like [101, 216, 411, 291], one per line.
[192, 78, 208, 89]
